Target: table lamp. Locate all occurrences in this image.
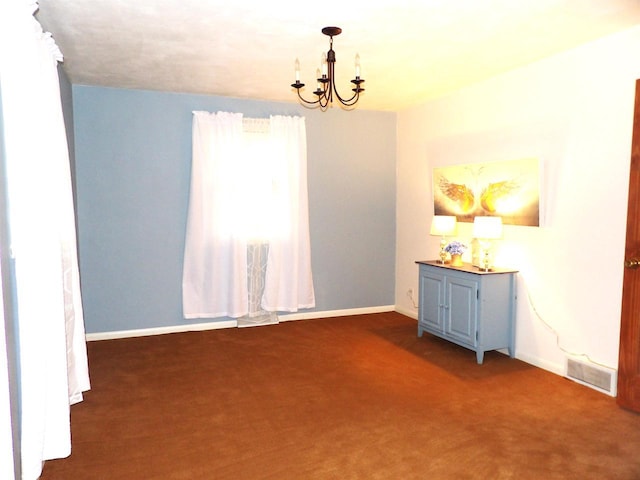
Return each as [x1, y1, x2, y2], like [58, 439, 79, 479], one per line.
[473, 216, 503, 271]
[430, 215, 457, 264]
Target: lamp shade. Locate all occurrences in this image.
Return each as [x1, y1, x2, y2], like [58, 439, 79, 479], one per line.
[473, 216, 503, 239]
[430, 215, 457, 236]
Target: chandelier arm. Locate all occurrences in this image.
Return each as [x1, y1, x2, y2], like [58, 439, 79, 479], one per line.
[331, 84, 362, 106]
[318, 80, 330, 108]
[295, 89, 321, 106]
[292, 80, 334, 108]
[327, 46, 364, 106]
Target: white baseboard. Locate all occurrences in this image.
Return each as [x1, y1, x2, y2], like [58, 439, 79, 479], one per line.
[394, 305, 418, 320]
[279, 305, 395, 322]
[85, 305, 396, 341]
[515, 351, 564, 377]
[85, 320, 238, 341]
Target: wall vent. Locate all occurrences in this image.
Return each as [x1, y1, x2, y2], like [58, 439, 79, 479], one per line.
[565, 358, 617, 396]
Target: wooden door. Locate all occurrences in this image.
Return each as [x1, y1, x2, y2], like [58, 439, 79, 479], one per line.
[617, 79, 640, 413]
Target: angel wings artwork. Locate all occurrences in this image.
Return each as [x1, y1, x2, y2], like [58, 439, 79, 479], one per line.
[433, 158, 540, 226]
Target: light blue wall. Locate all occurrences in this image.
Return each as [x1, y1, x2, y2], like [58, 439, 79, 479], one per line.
[72, 86, 396, 334]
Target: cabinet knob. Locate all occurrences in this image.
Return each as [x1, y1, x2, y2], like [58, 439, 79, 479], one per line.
[624, 258, 640, 269]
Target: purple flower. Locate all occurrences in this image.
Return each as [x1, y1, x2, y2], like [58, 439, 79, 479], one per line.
[444, 241, 467, 255]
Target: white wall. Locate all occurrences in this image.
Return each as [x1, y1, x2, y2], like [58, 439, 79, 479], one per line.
[396, 26, 640, 376]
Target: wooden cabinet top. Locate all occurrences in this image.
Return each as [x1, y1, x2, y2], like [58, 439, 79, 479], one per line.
[416, 260, 519, 275]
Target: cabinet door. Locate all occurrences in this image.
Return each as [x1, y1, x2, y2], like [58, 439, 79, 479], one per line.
[419, 270, 444, 331]
[444, 275, 478, 346]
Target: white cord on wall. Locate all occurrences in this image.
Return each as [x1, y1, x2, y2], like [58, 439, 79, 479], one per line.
[524, 284, 615, 370]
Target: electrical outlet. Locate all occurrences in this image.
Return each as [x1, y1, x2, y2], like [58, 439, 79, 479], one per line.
[406, 288, 418, 309]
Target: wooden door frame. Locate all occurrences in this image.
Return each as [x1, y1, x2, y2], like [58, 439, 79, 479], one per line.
[617, 79, 640, 413]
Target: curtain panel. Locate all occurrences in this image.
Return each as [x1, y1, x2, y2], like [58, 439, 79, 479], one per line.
[0, 1, 90, 478]
[262, 115, 315, 312]
[183, 111, 248, 318]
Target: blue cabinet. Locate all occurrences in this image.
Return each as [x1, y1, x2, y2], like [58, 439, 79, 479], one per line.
[416, 261, 518, 364]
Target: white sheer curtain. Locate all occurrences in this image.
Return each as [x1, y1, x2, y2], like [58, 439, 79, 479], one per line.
[182, 111, 315, 322]
[183, 111, 248, 318]
[262, 115, 315, 312]
[0, 1, 90, 479]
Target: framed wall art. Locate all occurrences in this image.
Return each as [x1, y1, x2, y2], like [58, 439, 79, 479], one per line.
[433, 157, 540, 226]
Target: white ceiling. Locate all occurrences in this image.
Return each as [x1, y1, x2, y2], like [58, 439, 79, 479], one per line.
[36, 0, 640, 111]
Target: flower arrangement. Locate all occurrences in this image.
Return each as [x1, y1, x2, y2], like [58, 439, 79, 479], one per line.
[444, 240, 467, 256]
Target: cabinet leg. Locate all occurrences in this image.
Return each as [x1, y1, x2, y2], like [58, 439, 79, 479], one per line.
[476, 350, 484, 364]
[417, 326, 424, 338]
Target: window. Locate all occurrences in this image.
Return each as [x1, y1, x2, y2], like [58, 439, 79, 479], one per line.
[182, 112, 315, 322]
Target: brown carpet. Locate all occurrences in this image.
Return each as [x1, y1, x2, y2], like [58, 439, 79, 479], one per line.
[41, 312, 640, 480]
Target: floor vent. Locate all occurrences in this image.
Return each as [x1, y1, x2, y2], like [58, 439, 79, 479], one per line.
[566, 358, 617, 396]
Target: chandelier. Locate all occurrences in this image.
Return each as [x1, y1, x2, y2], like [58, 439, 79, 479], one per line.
[291, 27, 365, 109]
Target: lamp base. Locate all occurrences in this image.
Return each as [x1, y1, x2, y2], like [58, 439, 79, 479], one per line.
[478, 244, 493, 272]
